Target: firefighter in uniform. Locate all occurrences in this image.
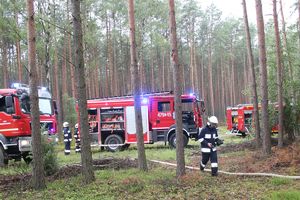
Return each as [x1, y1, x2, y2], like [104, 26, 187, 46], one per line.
[198, 116, 223, 176]
[63, 122, 72, 155]
[74, 123, 81, 153]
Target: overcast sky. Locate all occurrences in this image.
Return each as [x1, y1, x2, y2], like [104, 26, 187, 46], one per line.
[198, 0, 297, 24]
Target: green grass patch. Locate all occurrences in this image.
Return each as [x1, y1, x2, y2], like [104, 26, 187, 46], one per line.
[268, 190, 300, 200]
[0, 161, 30, 175]
[270, 177, 292, 186]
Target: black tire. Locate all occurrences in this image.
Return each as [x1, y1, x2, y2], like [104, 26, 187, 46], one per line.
[168, 133, 189, 148]
[22, 152, 33, 164]
[0, 146, 8, 167]
[104, 134, 124, 152]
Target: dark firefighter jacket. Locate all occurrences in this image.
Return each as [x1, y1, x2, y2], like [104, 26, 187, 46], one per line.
[198, 124, 219, 153]
[63, 127, 72, 142]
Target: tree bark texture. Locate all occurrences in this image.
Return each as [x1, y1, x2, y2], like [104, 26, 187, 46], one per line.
[273, 0, 284, 147]
[242, 0, 261, 148]
[128, 0, 148, 171]
[71, 0, 95, 183]
[27, 0, 46, 190]
[168, 0, 185, 177]
[255, 0, 271, 155]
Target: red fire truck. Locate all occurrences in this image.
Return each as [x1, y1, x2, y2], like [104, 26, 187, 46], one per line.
[83, 92, 205, 152]
[226, 106, 238, 133]
[0, 83, 57, 166]
[226, 104, 279, 136]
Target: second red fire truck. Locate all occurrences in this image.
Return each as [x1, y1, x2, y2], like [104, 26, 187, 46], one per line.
[226, 104, 279, 136]
[83, 92, 205, 151]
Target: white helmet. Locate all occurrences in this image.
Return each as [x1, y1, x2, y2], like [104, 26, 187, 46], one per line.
[75, 123, 78, 129]
[208, 116, 218, 124]
[63, 122, 69, 128]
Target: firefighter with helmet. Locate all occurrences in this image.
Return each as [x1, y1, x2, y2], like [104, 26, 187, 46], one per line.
[63, 122, 72, 155]
[74, 123, 81, 153]
[198, 116, 223, 176]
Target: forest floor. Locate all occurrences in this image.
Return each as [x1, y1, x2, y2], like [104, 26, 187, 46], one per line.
[189, 139, 300, 175]
[0, 134, 300, 199]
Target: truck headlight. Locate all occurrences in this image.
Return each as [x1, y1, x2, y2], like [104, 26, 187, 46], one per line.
[20, 140, 31, 147]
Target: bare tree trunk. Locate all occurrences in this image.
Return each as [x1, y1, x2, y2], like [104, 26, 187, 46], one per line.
[27, 0, 46, 190]
[230, 44, 236, 106]
[68, 33, 76, 98]
[72, 0, 95, 183]
[273, 0, 284, 147]
[1, 42, 8, 88]
[255, 0, 271, 155]
[208, 41, 215, 114]
[62, 35, 67, 95]
[54, 48, 63, 139]
[242, 0, 261, 148]
[169, 0, 185, 177]
[279, 0, 296, 141]
[128, 0, 148, 171]
[298, 0, 300, 52]
[13, 6, 22, 83]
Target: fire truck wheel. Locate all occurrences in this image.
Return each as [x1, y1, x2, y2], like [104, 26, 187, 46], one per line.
[168, 133, 189, 148]
[104, 134, 124, 152]
[0, 146, 8, 167]
[22, 152, 33, 164]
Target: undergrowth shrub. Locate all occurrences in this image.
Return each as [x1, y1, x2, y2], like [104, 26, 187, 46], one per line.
[41, 135, 59, 176]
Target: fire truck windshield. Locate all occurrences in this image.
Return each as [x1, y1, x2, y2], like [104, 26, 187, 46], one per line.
[39, 98, 53, 115]
[20, 97, 53, 115]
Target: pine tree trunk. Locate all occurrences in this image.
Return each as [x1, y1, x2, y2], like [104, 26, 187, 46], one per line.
[62, 35, 68, 96]
[27, 0, 46, 190]
[208, 41, 214, 114]
[255, 0, 271, 155]
[128, 0, 148, 171]
[242, 0, 261, 148]
[279, 0, 296, 141]
[55, 48, 64, 138]
[14, 6, 22, 82]
[68, 33, 76, 98]
[169, 0, 185, 177]
[273, 0, 284, 147]
[1, 42, 8, 88]
[71, 0, 95, 183]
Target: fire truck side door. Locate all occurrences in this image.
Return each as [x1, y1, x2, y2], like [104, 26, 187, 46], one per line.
[0, 96, 16, 136]
[125, 106, 149, 143]
[151, 100, 174, 129]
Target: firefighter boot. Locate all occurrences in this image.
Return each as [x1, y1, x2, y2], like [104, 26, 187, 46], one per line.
[200, 161, 205, 171]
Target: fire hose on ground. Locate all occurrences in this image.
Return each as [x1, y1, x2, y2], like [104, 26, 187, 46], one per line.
[149, 159, 300, 180]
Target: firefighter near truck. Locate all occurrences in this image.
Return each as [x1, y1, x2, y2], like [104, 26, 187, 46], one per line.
[0, 83, 57, 166]
[79, 92, 205, 152]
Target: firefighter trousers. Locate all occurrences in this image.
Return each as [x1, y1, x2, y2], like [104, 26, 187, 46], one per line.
[75, 141, 81, 153]
[64, 141, 71, 155]
[200, 150, 218, 176]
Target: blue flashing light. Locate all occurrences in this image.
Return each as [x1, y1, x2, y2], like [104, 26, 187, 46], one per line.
[189, 93, 194, 97]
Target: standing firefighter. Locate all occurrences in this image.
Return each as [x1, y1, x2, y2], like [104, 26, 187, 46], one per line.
[74, 123, 81, 153]
[63, 122, 72, 155]
[198, 116, 223, 176]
